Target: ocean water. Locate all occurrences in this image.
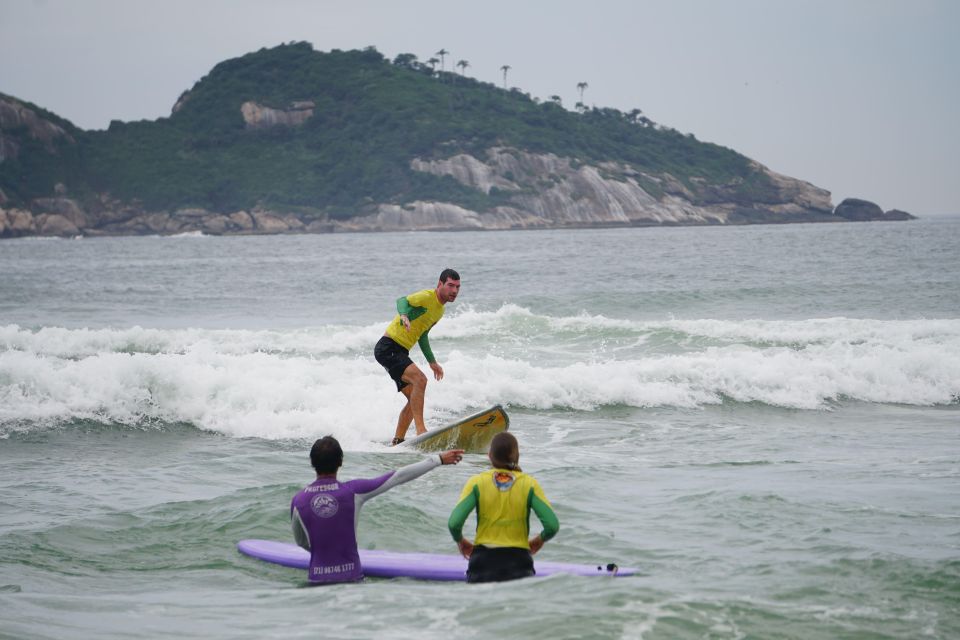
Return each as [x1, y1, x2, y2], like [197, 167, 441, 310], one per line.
[1, 218, 958, 639]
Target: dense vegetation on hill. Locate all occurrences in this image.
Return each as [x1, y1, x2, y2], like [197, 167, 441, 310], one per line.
[2, 42, 774, 216]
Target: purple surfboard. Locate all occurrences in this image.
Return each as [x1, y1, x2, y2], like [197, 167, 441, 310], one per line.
[237, 539, 636, 581]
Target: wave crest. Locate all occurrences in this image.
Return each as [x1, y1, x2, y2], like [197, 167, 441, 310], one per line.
[2, 311, 959, 439]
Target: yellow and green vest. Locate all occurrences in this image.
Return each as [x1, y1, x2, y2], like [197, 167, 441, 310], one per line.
[448, 468, 559, 549]
[384, 289, 445, 362]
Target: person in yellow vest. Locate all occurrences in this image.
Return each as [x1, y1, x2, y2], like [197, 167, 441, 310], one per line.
[374, 268, 461, 445]
[448, 432, 560, 583]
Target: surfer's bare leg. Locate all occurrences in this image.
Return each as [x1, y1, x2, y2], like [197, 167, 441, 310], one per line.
[393, 394, 414, 442]
[399, 363, 428, 435]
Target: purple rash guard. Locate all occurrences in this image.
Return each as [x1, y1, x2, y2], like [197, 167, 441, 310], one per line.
[290, 456, 442, 583]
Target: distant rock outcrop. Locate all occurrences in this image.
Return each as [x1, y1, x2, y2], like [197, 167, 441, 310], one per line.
[32, 196, 88, 229]
[834, 198, 915, 222]
[834, 198, 884, 221]
[240, 101, 315, 129]
[882, 209, 916, 221]
[0, 207, 38, 236]
[0, 198, 328, 238]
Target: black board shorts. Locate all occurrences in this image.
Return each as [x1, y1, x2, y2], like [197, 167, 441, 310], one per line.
[466, 545, 535, 583]
[374, 336, 414, 392]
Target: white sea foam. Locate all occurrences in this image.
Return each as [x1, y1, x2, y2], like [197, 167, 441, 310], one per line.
[2, 310, 958, 441]
[167, 230, 207, 238]
[0, 323, 382, 358]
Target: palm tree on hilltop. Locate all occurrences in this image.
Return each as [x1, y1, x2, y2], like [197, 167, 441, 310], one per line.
[427, 57, 440, 72]
[435, 49, 449, 72]
[500, 64, 511, 89]
[456, 59, 470, 76]
[577, 81, 589, 103]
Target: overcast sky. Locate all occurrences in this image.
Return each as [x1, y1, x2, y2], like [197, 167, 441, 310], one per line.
[1, 0, 957, 214]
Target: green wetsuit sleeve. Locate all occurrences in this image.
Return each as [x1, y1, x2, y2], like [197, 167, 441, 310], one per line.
[397, 295, 429, 322]
[530, 492, 559, 541]
[418, 329, 436, 363]
[448, 485, 479, 541]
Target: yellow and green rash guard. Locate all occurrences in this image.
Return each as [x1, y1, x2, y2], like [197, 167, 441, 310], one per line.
[384, 289, 445, 362]
[448, 468, 559, 549]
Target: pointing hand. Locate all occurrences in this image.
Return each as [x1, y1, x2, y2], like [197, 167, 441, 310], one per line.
[440, 449, 465, 465]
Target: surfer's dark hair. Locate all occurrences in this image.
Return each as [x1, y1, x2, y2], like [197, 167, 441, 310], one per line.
[310, 436, 343, 474]
[489, 432, 520, 471]
[439, 268, 460, 283]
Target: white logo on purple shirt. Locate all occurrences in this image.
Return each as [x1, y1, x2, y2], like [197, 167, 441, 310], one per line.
[311, 493, 339, 518]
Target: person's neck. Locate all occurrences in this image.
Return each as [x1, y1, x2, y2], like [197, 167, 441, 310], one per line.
[315, 473, 338, 480]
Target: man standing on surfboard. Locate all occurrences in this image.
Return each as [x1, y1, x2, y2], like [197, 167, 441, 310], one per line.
[374, 268, 461, 446]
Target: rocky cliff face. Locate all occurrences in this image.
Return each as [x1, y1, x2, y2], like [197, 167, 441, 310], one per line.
[0, 96, 75, 162]
[240, 101, 315, 129]
[399, 147, 835, 230]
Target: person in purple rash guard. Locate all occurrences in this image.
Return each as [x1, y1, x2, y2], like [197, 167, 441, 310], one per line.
[291, 435, 464, 584]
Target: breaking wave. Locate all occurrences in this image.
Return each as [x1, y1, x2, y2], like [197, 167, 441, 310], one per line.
[2, 307, 958, 441]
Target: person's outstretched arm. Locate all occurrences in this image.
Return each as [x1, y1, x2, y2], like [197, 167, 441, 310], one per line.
[355, 450, 463, 507]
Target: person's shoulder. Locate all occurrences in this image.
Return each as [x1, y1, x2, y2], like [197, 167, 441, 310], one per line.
[408, 288, 435, 302]
[524, 473, 550, 494]
[516, 470, 541, 485]
[294, 480, 317, 492]
[291, 484, 311, 501]
[465, 469, 490, 484]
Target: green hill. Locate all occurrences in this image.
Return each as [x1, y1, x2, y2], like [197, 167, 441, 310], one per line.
[1, 42, 777, 219]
